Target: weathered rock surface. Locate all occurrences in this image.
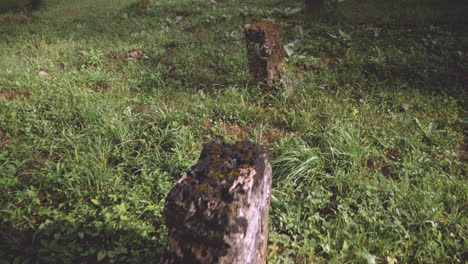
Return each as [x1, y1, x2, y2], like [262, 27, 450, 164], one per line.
[164, 141, 272, 264]
[245, 22, 286, 88]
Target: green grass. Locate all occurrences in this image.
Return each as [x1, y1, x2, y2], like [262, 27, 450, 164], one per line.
[0, 0, 31, 12]
[0, 0, 466, 263]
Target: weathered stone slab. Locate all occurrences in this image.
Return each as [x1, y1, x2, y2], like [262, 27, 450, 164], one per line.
[245, 22, 286, 88]
[163, 141, 272, 264]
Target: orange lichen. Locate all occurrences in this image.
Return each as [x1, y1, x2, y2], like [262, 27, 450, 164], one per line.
[225, 169, 240, 180]
[194, 183, 209, 192]
[191, 246, 203, 258]
[0, 90, 30, 101]
[233, 141, 261, 162]
[186, 142, 265, 194]
[206, 142, 223, 156]
[247, 22, 281, 45]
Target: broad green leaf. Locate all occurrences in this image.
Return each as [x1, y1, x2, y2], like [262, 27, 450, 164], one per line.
[91, 199, 100, 206]
[97, 250, 106, 262]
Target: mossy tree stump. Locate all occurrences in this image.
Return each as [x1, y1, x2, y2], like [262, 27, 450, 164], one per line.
[163, 141, 272, 264]
[244, 22, 286, 88]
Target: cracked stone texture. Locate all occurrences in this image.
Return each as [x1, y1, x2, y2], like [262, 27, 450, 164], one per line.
[245, 22, 286, 88]
[163, 141, 272, 264]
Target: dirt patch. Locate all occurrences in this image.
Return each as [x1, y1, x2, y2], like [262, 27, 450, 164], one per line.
[204, 121, 250, 141]
[454, 136, 467, 163]
[365, 157, 384, 171]
[0, 90, 30, 101]
[271, 118, 291, 132]
[0, 138, 13, 149]
[386, 148, 401, 162]
[101, 49, 146, 76]
[19, 155, 60, 184]
[0, 131, 13, 149]
[320, 56, 339, 65]
[166, 11, 191, 20]
[132, 103, 147, 114]
[203, 120, 288, 144]
[218, 2, 229, 8]
[222, 121, 250, 140]
[364, 155, 400, 180]
[135, 0, 153, 9]
[1, 14, 31, 24]
[108, 49, 145, 62]
[263, 127, 288, 144]
[129, 50, 144, 60]
[107, 51, 127, 62]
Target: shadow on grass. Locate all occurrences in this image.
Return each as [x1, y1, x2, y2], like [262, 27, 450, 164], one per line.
[0, 219, 165, 263]
[364, 62, 467, 101]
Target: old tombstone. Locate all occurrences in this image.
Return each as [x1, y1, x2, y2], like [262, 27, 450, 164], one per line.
[244, 22, 287, 88]
[163, 141, 272, 264]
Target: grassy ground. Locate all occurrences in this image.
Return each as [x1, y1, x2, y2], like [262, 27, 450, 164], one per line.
[0, 0, 466, 263]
